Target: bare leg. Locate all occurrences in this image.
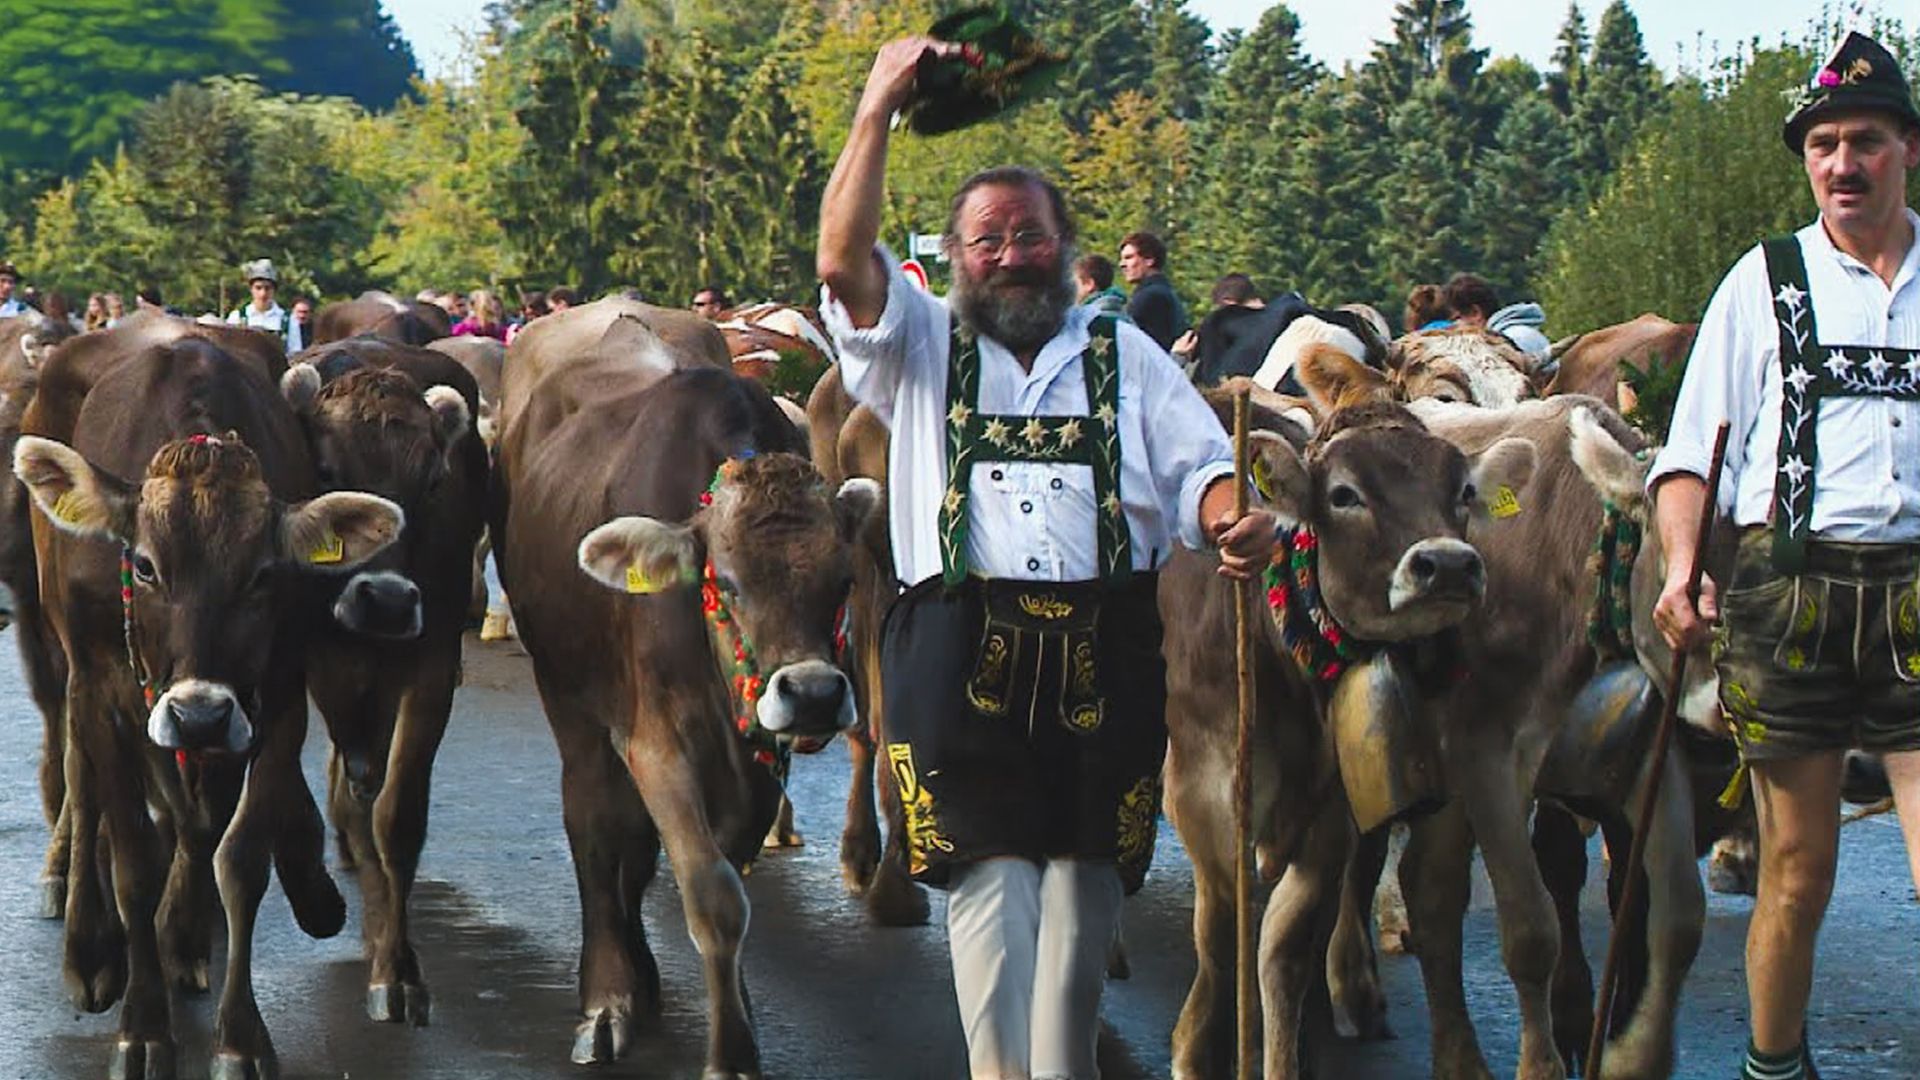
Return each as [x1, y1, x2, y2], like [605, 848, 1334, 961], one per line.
[1745, 752, 1844, 1056]
[1881, 748, 1920, 899]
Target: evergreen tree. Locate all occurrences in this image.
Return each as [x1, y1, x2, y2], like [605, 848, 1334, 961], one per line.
[1370, 75, 1481, 300]
[1288, 81, 1382, 307]
[1470, 93, 1575, 301]
[1026, 0, 1150, 132]
[1143, 0, 1213, 122]
[1569, 1, 1661, 193]
[271, 0, 421, 109]
[1547, 3, 1589, 114]
[1360, 0, 1484, 113]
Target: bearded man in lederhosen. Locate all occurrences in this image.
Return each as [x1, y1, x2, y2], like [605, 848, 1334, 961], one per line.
[1649, 30, 1920, 1080]
[816, 36, 1278, 1080]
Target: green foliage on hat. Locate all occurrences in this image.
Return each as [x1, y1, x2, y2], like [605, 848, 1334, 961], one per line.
[901, 5, 1068, 136]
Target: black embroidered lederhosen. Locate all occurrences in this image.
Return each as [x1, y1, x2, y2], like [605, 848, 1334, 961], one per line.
[881, 315, 1169, 893]
[1709, 237, 1920, 766]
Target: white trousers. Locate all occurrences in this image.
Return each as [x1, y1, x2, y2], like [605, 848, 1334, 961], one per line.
[946, 856, 1123, 1080]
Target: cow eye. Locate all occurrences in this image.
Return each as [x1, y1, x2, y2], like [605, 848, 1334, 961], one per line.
[1328, 484, 1363, 510]
[131, 553, 158, 586]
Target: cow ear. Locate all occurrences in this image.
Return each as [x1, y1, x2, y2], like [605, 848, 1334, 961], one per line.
[578, 516, 700, 594]
[423, 384, 471, 447]
[834, 477, 881, 542]
[1248, 430, 1310, 525]
[283, 491, 405, 569]
[1295, 343, 1390, 418]
[1567, 405, 1648, 516]
[19, 330, 51, 369]
[13, 436, 136, 540]
[281, 362, 321, 415]
[1467, 436, 1538, 523]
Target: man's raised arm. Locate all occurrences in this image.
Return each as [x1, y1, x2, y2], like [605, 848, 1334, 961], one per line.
[816, 38, 959, 329]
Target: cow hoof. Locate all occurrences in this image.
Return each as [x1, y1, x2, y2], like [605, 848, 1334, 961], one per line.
[864, 869, 929, 927]
[1707, 853, 1757, 897]
[368, 982, 431, 1026]
[40, 875, 66, 920]
[210, 1050, 279, 1080]
[762, 828, 804, 850]
[66, 946, 127, 1013]
[109, 1038, 176, 1080]
[570, 1009, 632, 1065]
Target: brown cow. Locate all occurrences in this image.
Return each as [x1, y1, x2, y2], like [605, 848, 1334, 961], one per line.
[497, 295, 731, 437]
[426, 335, 504, 448]
[496, 327, 876, 1071]
[16, 331, 402, 1079]
[0, 313, 79, 914]
[1544, 314, 1699, 412]
[312, 291, 453, 347]
[1375, 395, 1706, 1080]
[1164, 348, 1538, 1078]
[281, 340, 487, 1026]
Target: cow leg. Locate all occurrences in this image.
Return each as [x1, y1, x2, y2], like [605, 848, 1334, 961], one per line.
[1166, 736, 1236, 1080]
[839, 729, 880, 890]
[619, 801, 665, 1017]
[1402, 803, 1493, 1080]
[155, 779, 220, 995]
[623, 746, 759, 1079]
[30, 612, 73, 918]
[214, 695, 340, 1077]
[365, 653, 460, 1027]
[60, 675, 126, 1013]
[1262, 798, 1350, 1080]
[551, 707, 646, 1064]
[1327, 822, 1392, 1041]
[326, 747, 358, 872]
[763, 794, 802, 849]
[101, 741, 174, 1079]
[1595, 751, 1703, 1080]
[1453, 742, 1564, 1080]
[1533, 803, 1594, 1074]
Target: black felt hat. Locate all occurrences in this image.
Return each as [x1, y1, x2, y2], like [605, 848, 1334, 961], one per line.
[1784, 31, 1920, 152]
[900, 5, 1067, 137]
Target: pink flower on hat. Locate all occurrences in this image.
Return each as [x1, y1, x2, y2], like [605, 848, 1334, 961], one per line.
[1816, 68, 1841, 88]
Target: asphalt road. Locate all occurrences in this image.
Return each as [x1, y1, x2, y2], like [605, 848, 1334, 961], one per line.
[2, 632, 1917, 1079]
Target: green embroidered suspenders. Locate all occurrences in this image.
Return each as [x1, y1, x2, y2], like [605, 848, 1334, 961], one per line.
[936, 315, 1130, 586]
[1762, 236, 1920, 572]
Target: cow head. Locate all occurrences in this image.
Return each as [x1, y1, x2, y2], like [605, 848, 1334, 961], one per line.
[283, 362, 469, 639]
[577, 452, 879, 744]
[1389, 327, 1538, 407]
[1258, 346, 1538, 640]
[15, 433, 402, 754]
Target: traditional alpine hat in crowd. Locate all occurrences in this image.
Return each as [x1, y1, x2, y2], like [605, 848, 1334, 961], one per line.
[900, 4, 1066, 136]
[1784, 30, 1920, 152]
[243, 258, 279, 285]
[0, 262, 17, 281]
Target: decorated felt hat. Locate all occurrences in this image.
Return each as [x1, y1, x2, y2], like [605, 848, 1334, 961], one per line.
[901, 5, 1067, 137]
[1784, 31, 1920, 152]
[243, 258, 278, 285]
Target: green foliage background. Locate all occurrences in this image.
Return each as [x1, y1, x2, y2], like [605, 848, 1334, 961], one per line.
[0, 0, 1913, 331]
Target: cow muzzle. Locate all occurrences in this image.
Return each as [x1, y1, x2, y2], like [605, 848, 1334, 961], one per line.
[334, 570, 423, 640]
[1388, 538, 1485, 624]
[148, 679, 254, 755]
[755, 659, 855, 740]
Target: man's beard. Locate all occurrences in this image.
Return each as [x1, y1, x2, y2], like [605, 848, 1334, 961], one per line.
[949, 248, 1078, 354]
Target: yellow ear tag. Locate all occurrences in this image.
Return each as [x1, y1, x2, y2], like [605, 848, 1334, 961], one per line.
[1488, 485, 1522, 519]
[50, 488, 84, 525]
[1251, 457, 1276, 502]
[624, 564, 659, 594]
[309, 532, 345, 564]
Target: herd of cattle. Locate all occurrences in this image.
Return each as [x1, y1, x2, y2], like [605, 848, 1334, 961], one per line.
[0, 290, 1803, 1080]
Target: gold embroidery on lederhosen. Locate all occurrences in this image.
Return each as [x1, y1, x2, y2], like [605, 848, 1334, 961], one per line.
[967, 631, 1013, 715]
[1892, 582, 1920, 682]
[1114, 775, 1160, 871]
[887, 743, 953, 875]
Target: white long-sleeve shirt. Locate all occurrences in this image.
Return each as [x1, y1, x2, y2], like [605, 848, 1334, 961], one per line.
[821, 248, 1234, 587]
[227, 301, 303, 353]
[1648, 211, 1920, 539]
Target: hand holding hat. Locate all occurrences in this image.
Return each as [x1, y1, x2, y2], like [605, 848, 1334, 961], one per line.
[899, 5, 1067, 137]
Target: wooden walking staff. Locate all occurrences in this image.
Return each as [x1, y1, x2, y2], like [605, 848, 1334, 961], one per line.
[1584, 419, 1730, 1076]
[1231, 389, 1257, 1079]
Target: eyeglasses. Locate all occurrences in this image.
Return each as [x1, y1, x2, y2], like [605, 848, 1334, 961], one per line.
[962, 228, 1058, 259]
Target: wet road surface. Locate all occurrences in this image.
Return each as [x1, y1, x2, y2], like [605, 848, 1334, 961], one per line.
[3, 633, 1917, 1078]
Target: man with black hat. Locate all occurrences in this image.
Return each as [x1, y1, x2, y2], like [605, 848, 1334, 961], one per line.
[818, 34, 1277, 1080]
[1649, 30, 1920, 1080]
[0, 262, 27, 319]
[225, 258, 303, 352]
